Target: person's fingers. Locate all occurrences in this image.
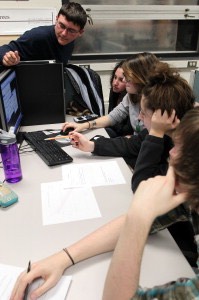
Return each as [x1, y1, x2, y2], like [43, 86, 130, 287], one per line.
[10, 271, 27, 299]
[29, 276, 58, 300]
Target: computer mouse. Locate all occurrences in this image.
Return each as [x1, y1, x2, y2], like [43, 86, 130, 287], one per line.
[60, 127, 74, 135]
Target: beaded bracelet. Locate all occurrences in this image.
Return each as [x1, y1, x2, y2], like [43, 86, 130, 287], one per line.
[63, 248, 75, 265]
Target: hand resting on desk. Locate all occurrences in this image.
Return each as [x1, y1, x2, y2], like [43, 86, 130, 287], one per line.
[10, 251, 72, 300]
[10, 167, 187, 300]
[62, 121, 89, 133]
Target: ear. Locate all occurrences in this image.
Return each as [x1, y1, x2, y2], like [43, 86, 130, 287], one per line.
[55, 15, 58, 22]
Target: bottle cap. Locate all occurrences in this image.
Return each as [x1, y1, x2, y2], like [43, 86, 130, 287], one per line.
[0, 129, 16, 145]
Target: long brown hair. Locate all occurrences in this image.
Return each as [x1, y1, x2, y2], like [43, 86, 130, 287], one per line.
[122, 52, 159, 104]
[172, 107, 199, 212]
[110, 60, 125, 87]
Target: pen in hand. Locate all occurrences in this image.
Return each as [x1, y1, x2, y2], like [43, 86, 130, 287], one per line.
[23, 260, 31, 300]
[44, 135, 70, 141]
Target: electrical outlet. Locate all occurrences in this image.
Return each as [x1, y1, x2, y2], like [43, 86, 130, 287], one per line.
[187, 61, 197, 68]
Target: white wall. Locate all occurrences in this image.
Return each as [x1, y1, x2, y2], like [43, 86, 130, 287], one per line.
[0, 0, 61, 43]
[0, 0, 61, 10]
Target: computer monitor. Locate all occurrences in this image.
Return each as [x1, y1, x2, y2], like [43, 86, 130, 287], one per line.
[15, 62, 65, 126]
[0, 69, 22, 134]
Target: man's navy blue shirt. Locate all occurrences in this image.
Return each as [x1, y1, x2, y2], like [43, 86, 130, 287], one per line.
[0, 25, 74, 65]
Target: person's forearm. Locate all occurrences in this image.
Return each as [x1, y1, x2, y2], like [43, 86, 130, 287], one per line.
[66, 215, 125, 264]
[103, 209, 153, 300]
[67, 115, 112, 132]
[149, 128, 164, 138]
[88, 115, 112, 130]
[131, 135, 165, 192]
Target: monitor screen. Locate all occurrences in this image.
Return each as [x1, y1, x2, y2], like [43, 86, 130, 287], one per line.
[0, 69, 22, 134]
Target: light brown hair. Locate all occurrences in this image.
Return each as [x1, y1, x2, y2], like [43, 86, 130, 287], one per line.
[122, 52, 159, 104]
[173, 107, 199, 212]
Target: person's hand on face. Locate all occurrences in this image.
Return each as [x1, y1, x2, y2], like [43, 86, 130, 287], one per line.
[150, 109, 180, 137]
[129, 166, 187, 222]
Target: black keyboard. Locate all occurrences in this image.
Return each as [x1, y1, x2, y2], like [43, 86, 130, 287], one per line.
[23, 131, 73, 166]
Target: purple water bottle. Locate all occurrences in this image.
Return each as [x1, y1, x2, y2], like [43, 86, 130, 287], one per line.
[0, 130, 22, 183]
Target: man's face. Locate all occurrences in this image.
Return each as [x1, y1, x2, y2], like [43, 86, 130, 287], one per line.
[55, 14, 84, 46]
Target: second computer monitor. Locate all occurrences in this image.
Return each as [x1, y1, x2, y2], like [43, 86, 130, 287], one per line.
[15, 62, 66, 126]
[0, 69, 22, 133]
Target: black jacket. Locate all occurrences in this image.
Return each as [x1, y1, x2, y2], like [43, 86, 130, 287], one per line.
[131, 134, 173, 192]
[92, 129, 173, 192]
[0, 26, 74, 66]
[93, 129, 148, 168]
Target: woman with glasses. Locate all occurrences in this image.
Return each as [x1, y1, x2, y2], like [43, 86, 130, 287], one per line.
[0, 2, 88, 68]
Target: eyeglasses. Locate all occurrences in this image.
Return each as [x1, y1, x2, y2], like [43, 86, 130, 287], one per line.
[56, 21, 80, 35]
[139, 109, 147, 117]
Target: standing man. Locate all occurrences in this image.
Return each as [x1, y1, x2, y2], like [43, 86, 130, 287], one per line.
[0, 2, 88, 68]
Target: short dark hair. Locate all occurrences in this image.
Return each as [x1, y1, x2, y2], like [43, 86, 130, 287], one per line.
[58, 2, 87, 29]
[142, 62, 195, 120]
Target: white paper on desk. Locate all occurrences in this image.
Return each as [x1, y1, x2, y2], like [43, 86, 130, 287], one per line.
[0, 263, 72, 300]
[62, 161, 126, 188]
[41, 181, 101, 225]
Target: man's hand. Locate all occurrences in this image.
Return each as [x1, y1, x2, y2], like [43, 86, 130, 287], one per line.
[150, 109, 180, 138]
[2, 51, 20, 66]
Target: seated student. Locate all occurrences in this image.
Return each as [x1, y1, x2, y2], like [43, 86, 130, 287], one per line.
[108, 60, 127, 113]
[103, 108, 199, 300]
[69, 62, 194, 169]
[62, 52, 159, 135]
[106, 60, 133, 137]
[10, 64, 195, 300]
[0, 2, 88, 68]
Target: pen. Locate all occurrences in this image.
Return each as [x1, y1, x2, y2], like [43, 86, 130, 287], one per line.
[45, 135, 70, 141]
[23, 260, 31, 300]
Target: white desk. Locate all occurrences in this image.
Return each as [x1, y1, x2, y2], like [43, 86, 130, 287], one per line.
[0, 123, 195, 299]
